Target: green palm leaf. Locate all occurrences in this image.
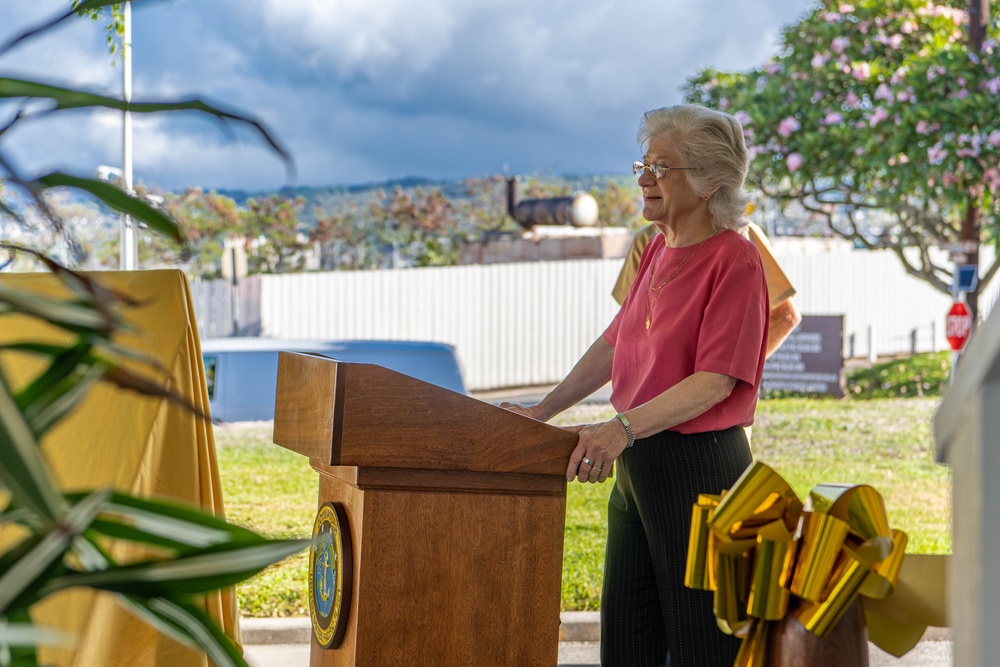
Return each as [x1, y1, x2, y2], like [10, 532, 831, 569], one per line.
[0, 372, 64, 523]
[72, 490, 268, 553]
[0, 489, 108, 612]
[118, 596, 248, 667]
[0, 623, 75, 649]
[43, 539, 311, 598]
[0, 284, 110, 334]
[0, 78, 292, 170]
[34, 173, 185, 245]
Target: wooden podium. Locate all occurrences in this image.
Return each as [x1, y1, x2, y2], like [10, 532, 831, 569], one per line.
[272, 352, 579, 667]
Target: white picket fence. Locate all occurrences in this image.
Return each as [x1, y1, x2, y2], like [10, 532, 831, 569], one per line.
[190, 249, 997, 391]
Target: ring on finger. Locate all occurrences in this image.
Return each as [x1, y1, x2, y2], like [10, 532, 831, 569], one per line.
[581, 456, 595, 467]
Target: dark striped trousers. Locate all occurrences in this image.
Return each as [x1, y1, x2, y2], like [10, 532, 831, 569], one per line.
[600, 426, 752, 667]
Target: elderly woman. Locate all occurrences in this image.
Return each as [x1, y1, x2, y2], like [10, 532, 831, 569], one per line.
[502, 104, 768, 666]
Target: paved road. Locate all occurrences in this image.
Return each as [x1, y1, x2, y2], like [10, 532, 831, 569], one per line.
[471, 382, 612, 407]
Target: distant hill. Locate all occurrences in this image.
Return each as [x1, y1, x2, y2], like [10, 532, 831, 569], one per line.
[214, 176, 470, 207]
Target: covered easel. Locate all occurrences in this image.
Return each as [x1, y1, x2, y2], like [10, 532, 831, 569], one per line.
[0, 269, 238, 667]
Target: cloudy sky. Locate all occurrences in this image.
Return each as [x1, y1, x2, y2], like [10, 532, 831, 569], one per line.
[0, 0, 814, 192]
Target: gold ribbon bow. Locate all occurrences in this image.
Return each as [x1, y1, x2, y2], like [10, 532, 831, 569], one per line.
[685, 461, 917, 665]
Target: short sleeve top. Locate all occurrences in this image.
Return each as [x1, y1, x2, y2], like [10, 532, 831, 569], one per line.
[603, 229, 769, 434]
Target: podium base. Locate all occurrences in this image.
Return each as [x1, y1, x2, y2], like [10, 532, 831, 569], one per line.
[766, 599, 869, 667]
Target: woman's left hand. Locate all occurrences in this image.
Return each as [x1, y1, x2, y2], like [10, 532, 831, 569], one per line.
[562, 419, 630, 484]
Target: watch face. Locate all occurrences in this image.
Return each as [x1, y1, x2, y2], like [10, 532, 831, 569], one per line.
[309, 502, 352, 648]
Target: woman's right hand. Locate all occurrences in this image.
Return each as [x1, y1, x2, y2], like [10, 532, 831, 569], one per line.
[498, 402, 548, 421]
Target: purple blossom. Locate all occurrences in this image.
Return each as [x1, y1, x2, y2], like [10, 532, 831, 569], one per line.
[845, 92, 860, 106]
[989, 130, 1000, 147]
[821, 111, 844, 125]
[916, 120, 931, 135]
[838, 3, 854, 12]
[888, 34, 904, 49]
[734, 111, 752, 126]
[874, 83, 893, 101]
[985, 168, 1000, 190]
[927, 142, 948, 164]
[987, 77, 1000, 94]
[852, 63, 871, 81]
[927, 66, 946, 81]
[901, 21, 916, 34]
[811, 52, 828, 69]
[786, 153, 804, 172]
[824, 11, 841, 23]
[764, 62, 782, 75]
[831, 37, 850, 54]
[868, 107, 889, 127]
[777, 117, 801, 137]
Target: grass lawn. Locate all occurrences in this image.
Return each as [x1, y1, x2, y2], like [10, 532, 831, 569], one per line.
[216, 396, 950, 617]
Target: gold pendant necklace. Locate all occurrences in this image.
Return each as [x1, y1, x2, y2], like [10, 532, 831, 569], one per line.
[644, 232, 716, 330]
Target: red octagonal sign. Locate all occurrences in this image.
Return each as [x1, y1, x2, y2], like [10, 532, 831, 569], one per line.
[946, 301, 972, 351]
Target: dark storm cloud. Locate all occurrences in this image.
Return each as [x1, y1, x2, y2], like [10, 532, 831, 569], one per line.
[0, 0, 815, 190]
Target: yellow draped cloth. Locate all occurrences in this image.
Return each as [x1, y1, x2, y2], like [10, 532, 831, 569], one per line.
[0, 269, 240, 666]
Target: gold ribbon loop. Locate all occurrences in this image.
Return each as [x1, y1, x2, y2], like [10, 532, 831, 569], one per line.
[708, 461, 802, 542]
[684, 494, 721, 590]
[748, 520, 795, 620]
[684, 461, 917, 660]
[789, 511, 850, 601]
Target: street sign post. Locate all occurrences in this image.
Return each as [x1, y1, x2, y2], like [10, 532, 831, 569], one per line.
[947, 301, 973, 352]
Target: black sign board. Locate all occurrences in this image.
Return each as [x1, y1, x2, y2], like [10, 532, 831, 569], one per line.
[761, 315, 845, 397]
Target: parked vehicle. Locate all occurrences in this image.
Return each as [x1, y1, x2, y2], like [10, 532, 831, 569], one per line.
[201, 338, 466, 422]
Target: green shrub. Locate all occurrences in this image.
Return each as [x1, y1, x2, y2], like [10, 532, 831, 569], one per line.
[845, 352, 952, 399]
[761, 352, 953, 401]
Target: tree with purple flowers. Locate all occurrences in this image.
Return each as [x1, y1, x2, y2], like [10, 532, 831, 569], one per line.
[685, 0, 999, 316]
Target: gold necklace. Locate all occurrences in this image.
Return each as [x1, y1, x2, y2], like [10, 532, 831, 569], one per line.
[643, 233, 715, 330]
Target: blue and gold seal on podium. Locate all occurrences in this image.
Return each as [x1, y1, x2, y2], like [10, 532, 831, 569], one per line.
[309, 502, 352, 648]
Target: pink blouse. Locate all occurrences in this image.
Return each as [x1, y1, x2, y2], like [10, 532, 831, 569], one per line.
[603, 229, 769, 434]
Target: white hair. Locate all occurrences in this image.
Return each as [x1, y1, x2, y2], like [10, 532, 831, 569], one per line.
[637, 104, 751, 231]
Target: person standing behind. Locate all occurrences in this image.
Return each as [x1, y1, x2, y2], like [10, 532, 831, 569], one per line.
[502, 104, 769, 666]
[613, 218, 802, 357]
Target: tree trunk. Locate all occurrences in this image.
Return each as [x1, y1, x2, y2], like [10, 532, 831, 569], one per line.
[961, 196, 981, 324]
[966, 0, 988, 325]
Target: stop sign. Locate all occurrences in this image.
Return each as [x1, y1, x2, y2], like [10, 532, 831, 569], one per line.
[946, 301, 972, 351]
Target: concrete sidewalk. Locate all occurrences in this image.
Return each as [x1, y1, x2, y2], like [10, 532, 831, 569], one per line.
[241, 614, 953, 666]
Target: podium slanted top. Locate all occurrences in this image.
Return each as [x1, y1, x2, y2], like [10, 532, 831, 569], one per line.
[273, 351, 578, 477]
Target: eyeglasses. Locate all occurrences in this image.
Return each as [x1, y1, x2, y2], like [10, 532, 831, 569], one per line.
[632, 161, 697, 179]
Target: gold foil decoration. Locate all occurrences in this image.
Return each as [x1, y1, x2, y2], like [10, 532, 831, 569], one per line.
[789, 511, 850, 601]
[683, 461, 922, 662]
[709, 461, 802, 542]
[684, 494, 720, 590]
[734, 619, 768, 667]
[747, 520, 795, 620]
[795, 545, 871, 635]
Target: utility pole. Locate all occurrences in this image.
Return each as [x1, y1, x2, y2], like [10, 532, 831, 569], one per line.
[120, 1, 137, 270]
